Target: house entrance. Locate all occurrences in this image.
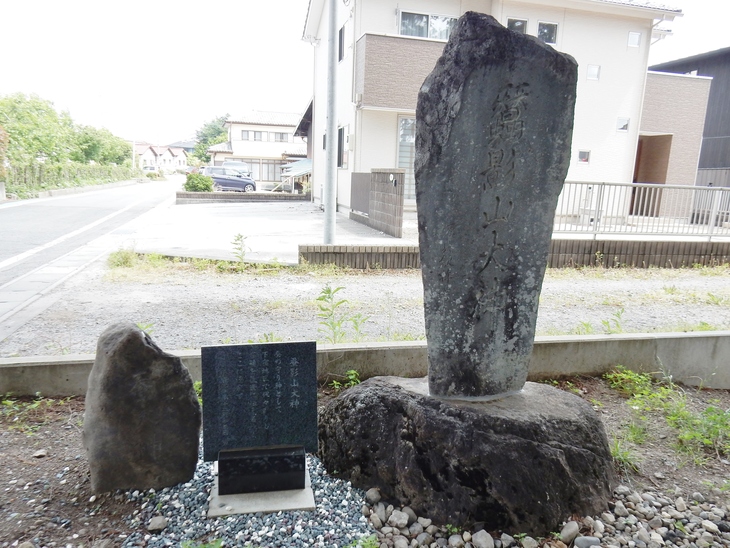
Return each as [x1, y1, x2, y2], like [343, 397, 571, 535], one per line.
[630, 133, 673, 216]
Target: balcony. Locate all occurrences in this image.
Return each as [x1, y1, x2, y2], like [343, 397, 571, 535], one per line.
[355, 34, 445, 111]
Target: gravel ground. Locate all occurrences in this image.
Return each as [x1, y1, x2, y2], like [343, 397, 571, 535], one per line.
[0, 260, 729, 358]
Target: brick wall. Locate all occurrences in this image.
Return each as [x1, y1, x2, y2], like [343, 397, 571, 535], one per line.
[176, 192, 310, 205]
[299, 240, 730, 269]
[299, 245, 420, 269]
[368, 169, 405, 237]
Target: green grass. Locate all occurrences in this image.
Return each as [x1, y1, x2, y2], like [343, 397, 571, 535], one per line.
[609, 438, 640, 474]
[604, 366, 730, 462]
[1, 393, 73, 433]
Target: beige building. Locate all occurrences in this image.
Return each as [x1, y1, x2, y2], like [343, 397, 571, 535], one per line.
[208, 112, 307, 190]
[302, 0, 682, 210]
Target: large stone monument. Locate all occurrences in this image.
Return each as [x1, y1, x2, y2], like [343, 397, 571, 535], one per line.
[416, 12, 576, 398]
[319, 12, 615, 536]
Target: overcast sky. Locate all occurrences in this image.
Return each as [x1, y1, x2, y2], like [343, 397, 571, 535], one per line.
[0, 0, 314, 145]
[0, 0, 725, 146]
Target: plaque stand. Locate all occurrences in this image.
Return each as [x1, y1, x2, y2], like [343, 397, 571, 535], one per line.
[207, 445, 315, 518]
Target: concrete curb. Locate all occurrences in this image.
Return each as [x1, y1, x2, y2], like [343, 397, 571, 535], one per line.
[2, 331, 728, 396]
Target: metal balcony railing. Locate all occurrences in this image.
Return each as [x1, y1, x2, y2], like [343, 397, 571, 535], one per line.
[553, 181, 730, 241]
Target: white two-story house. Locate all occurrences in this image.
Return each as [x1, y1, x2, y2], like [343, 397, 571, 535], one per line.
[208, 111, 307, 190]
[301, 0, 681, 210]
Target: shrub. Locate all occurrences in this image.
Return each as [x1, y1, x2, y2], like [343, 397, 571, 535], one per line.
[184, 173, 213, 192]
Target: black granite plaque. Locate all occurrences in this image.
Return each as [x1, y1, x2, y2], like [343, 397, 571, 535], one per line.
[218, 445, 306, 495]
[201, 342, 317, 462]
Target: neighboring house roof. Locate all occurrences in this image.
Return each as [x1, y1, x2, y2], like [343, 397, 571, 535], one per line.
[650, 46, 730, 71]
[283, 146, 307, 157]
[282, 159, 312, 178]
[295, 100, 313, 138]
[134, 144, 155, 155]
[168, 140, 196, 149]
[169, 147, 188, 157]
[151, 146, 173, 156]
[591, 0, 680, 12]
[226, 111, 301, 127]
[207, 141, 233, 153]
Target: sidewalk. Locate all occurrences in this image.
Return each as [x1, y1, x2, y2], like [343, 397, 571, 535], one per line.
[122, 200, 419, 265]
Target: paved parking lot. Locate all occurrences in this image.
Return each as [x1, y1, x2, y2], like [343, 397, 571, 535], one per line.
[123, 200, 419, 264]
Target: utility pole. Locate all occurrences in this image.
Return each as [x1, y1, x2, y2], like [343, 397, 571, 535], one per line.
[324, 0, 338, 244]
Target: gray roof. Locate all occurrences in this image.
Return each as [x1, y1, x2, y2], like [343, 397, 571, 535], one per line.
[650, 46, 730, 71]
[227, 111, 301, 127]
[591, 0, 681, 13]
[168, 140, 196, 149]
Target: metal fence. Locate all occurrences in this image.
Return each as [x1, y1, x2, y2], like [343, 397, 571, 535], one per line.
[554, 181, 730, 241]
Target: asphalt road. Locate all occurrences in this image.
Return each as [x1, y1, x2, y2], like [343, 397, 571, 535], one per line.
[0, 178, 181, 341]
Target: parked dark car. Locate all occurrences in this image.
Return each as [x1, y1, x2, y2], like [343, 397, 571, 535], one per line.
[201, 167, 256, 192]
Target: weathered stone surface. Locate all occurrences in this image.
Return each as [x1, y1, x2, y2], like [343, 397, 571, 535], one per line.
[84, 322, 201, 493]
[415, 12, 578, 397]
[318, 377, 615, 536]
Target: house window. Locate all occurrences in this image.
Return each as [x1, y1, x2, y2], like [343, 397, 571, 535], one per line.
[337, 126, 348, 169]
[254, 131, 267, 141]
[537, 22, 558, 44]
[628, 32, 641, 47]
[617, 118, 630, 132]
[507, 18, 527, 34]
[398, 117, 416, 199]
[429, 15, 456, 40]
[587, 65, 601, 80]
[274, 132, 289, 143]
[261, 159, 283, 181]
[400, 12, 456, 40]
[241, 130, 250, 140]
[338, 25, 345, 61]
[578, 150, 591, 164]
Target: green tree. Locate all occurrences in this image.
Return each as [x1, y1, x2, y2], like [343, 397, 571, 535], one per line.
[0, 125, 7, 181]
[72, 125, 131, 165]
[0, 93, 75, 164]
[193, 114, 229, 163]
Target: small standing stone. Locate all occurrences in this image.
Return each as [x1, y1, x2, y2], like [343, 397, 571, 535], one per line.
[83, 323, 201, 493]
[675, 497, 687, 512]
[32, 449, 48, 458]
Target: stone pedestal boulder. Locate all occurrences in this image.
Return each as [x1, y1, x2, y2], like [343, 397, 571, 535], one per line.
[319, 377, 615, 536]
[84, 322, 201, 493]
